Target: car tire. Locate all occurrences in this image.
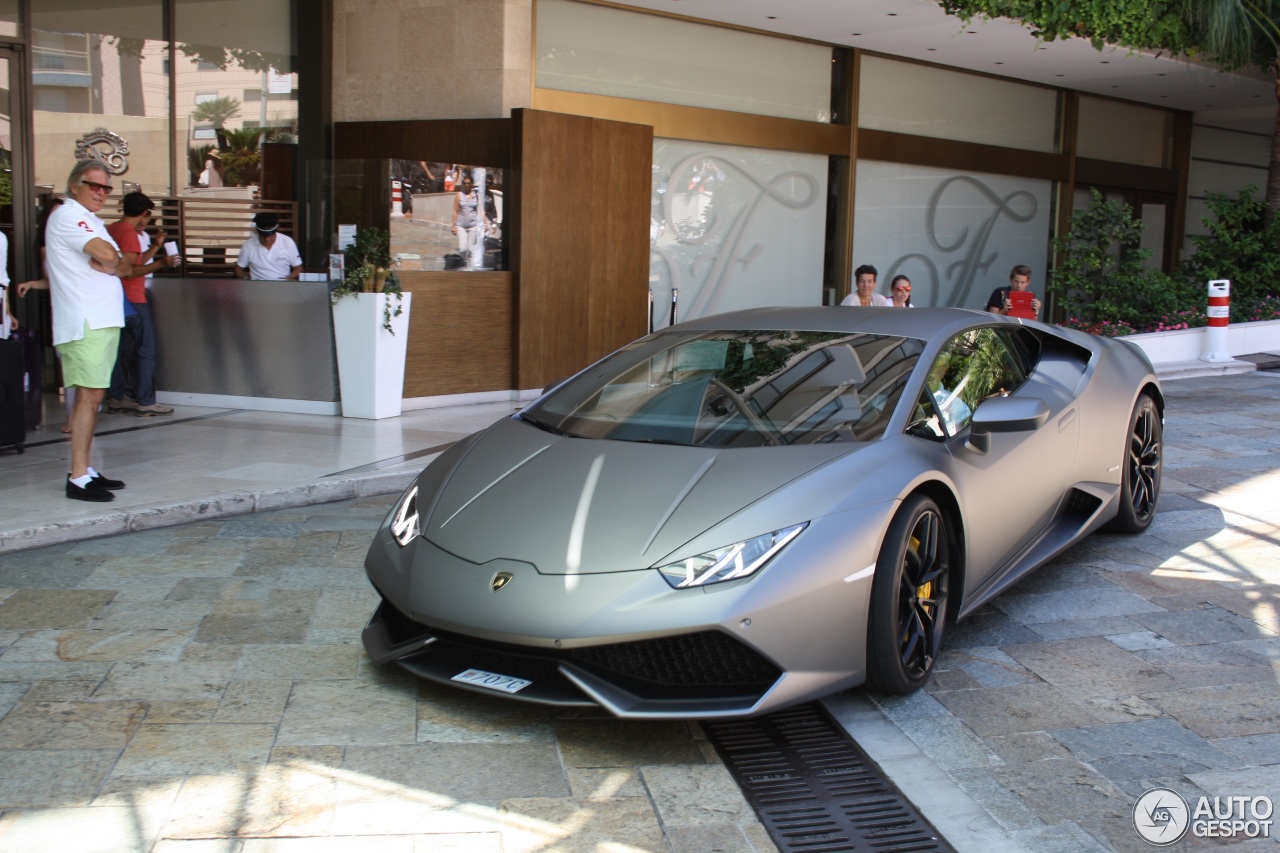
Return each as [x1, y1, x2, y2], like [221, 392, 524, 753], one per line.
[866, 494, 951, 694]
[1107, 393, 1162, 534]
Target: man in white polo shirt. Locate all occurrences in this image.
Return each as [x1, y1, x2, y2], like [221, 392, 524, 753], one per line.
[46, 160, 133, 502]
[234, 212, 302, 280]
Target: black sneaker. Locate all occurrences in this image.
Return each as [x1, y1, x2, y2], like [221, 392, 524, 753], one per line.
[90, 472, 126, 490]
[67, 476, 115, 502]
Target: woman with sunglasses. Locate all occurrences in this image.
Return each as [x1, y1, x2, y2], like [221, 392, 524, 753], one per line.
[890, 275, 913, 308]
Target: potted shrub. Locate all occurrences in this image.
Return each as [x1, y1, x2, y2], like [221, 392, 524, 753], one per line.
[330, 227, 412, 418]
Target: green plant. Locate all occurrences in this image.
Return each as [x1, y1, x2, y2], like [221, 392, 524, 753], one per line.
[1180, 186, 1280, 304]
[217, 128, 264, 187]
[332, 227, 404, 333]
[1050, 190, 1184, 332]
[191, 96, 242, 130]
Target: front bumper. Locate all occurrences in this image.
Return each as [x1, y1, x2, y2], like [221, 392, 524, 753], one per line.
[362, 595, 784, 717]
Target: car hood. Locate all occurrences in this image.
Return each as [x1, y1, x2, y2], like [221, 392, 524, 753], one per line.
[422, 416, 857, 574]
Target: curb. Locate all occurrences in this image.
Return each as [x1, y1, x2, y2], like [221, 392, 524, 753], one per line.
[0, 469, 417, 555]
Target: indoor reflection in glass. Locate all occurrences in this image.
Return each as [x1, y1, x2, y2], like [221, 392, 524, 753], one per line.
[389, 161, 505, 272]
[176, 0, 297, 194]
[32, 1, 167, 194]
[0, 0, 18, 38]
[523, 330, 925, 447]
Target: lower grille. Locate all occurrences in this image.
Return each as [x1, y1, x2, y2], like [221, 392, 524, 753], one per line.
[371, 597, 781, 704]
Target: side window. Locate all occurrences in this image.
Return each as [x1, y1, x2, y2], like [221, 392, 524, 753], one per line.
[917, 328, 1026, 437]
[1003, 327, 1041, 376]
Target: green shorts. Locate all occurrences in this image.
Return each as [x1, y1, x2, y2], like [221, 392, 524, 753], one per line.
[57, 324, 121, 389]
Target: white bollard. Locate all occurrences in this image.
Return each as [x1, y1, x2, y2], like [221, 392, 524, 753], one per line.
[1200, 279, 1232, 362]
[390, 180, 404, 218]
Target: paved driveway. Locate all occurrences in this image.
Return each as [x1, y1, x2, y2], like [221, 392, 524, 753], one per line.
[0, 372, 1277, 852]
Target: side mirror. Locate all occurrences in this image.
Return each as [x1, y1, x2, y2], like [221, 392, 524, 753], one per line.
[967, 396, 1049, 454]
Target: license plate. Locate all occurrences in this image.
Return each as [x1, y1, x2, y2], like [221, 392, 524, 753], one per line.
[452, 667, 532, 694]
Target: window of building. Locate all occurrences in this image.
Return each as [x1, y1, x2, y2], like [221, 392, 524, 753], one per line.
[1077, 96, 1173, 168]
[0, 0, 17, 38]
[536, 0, 834, 122]
[175, 0, 298, 190]
[852, 161, 1053, 310]
[650, 139, 830, 326]
[858, 55, 1060, 153]
[32, 1, 169, 195]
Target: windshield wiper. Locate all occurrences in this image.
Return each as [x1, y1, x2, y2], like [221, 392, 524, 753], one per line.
[517, 412, 570, 436]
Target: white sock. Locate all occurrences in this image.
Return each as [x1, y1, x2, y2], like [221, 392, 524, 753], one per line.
[87, 467, 100, 479]
[70, 474, 94, 488]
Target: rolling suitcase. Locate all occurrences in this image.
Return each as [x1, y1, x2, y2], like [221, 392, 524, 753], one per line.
[13, 328, 42, 430]
[0, 286, 26, 454]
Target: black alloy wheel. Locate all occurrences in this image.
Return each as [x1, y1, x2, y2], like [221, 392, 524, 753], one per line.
[1108, 393, 1162, 534]
[867, 494, 951, 694]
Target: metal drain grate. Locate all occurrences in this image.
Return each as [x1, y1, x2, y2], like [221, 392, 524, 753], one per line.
[702, 701, 954, 853]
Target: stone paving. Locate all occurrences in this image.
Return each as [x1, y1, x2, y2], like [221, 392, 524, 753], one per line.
[0, 372, 1278, 851]
[0, 497, 773, 852]
[833, 370, 1280, 852]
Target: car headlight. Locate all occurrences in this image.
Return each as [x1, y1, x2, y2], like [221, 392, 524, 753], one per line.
[389, 485, 420, 547]
[657, 523, 807, 588]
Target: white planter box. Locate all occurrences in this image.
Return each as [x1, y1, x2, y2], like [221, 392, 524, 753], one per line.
[331, 292, 412, 419]
[1123, 318, 1280, 364]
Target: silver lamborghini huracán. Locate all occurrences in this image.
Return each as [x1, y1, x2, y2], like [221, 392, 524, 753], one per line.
[362, 307, 1163, 718]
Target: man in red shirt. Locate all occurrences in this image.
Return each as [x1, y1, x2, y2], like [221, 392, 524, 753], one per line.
[105, 192, 180, 416]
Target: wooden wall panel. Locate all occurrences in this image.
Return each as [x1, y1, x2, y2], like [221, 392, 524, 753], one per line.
[400, 271, 513, 397]
[859, 129, 1068, 182]
[513, 110, 652, 389]
[588, 119, 652, 362]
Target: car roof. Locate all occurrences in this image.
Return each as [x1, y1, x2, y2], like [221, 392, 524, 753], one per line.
[669, 306, 1025, 341]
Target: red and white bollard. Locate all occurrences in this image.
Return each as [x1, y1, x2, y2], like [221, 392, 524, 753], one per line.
[391, 180, 405, 218]
[1200, 279, 1232, 362]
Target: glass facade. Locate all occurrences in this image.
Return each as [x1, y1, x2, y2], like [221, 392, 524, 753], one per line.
[32, 2, 169, 194]
[29, 0, 296, 200]
[853, 161, 1054, 310]
[1077, 95, 1172, 167]
[536, 0, 834, 122]
[174, 0, 297, 193]
[650, 139, 829, 327]
[0, 0, 17, 38]
[858, 55, 1060, 153]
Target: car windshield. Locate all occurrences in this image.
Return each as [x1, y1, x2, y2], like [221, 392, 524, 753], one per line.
[521, 330, 925, 447]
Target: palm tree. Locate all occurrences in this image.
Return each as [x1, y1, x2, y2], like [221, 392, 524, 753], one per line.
[217, 127, 264, 187]
[190, 96, 241, 130]
[1177, 1, 1280, 216]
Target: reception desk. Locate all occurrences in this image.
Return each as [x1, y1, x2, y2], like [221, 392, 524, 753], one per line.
[149, 277, 341, 414]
